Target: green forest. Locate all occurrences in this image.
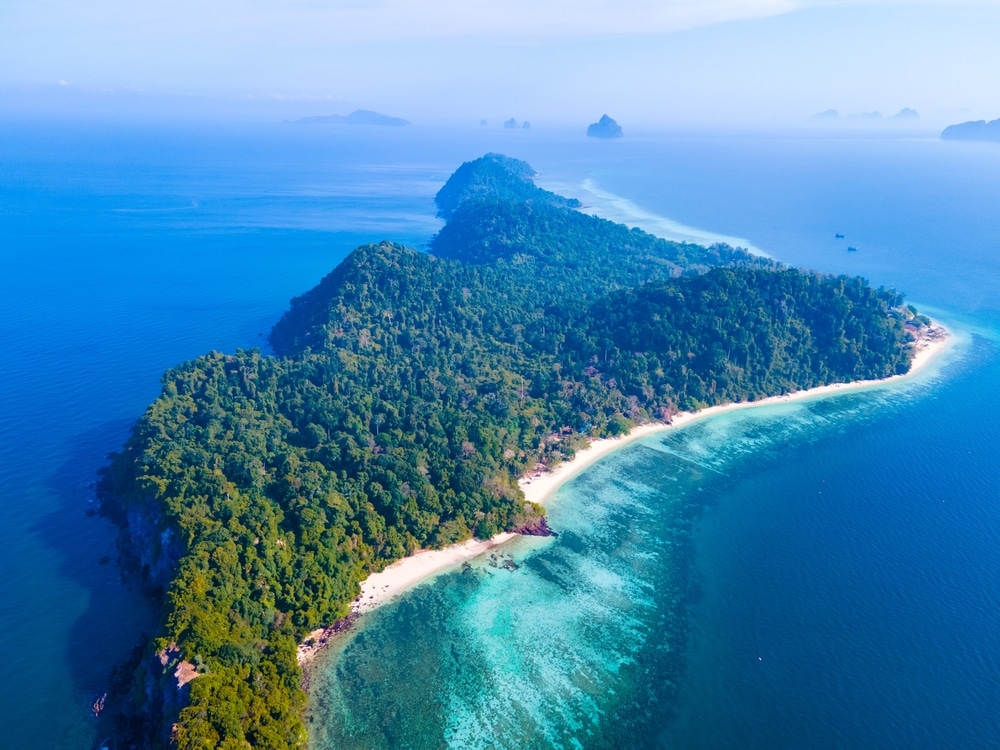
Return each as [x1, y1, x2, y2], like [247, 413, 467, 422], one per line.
[101, 153, 918, 748]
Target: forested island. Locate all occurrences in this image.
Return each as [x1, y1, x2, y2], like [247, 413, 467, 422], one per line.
[98, 153, 923, 748]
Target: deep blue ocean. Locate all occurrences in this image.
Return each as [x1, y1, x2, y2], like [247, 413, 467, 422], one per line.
[1, 122, 998, 749]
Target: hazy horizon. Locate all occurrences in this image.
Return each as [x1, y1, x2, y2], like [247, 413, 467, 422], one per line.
[3, 1, 999, 129]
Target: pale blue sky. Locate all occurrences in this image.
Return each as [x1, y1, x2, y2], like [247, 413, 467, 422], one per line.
[2, 0, 998, 126]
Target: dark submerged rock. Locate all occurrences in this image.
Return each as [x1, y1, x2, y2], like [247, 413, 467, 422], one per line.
[515, 516, 557, 537]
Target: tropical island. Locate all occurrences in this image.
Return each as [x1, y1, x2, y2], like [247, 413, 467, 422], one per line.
[98, 152, 938, 748]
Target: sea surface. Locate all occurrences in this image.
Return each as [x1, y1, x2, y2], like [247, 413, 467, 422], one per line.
[1, 121, 998, 748]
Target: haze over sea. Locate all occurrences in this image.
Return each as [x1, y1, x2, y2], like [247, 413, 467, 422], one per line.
[1, 122, 998, 749]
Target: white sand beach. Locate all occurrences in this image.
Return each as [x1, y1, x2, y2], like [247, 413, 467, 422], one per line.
[298, 322, 951, 666]
[349, 534, 518, 616]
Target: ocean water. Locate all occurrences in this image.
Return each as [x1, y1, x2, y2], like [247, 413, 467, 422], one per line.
[1, 121, 998, 749]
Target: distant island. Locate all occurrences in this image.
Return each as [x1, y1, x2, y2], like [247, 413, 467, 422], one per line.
[99, 152, 929, 749]
[294, 109, 409, 127]
[941, 118, 1000, 142]
[587, 114, 623, 138]
[811, 108, 919, 122]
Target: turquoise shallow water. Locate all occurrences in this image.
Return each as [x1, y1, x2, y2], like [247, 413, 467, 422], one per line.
[2, 122, 999, 748]
[662, 337, 1000, 749]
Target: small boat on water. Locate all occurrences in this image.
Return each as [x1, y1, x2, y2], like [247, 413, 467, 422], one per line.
[847, 246, 858, 252]
[835, 233, 845, 239]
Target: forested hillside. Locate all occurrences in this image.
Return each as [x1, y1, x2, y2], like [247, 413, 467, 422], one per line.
[101, 154, 916, 748]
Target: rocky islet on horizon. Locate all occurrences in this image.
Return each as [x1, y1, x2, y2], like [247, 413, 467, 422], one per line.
[587, 114, 623, 138]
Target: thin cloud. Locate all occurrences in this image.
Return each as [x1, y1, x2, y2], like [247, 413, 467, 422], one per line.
[8, 0, 1000, 45]
[9, 0, 1000, 54]
[210, 0, 1000, 40]
[220, 0, 802, 40]
[2, 0, 801, 46]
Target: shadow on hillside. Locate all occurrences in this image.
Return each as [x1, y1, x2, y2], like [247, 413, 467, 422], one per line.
[35, 419, 160, 747]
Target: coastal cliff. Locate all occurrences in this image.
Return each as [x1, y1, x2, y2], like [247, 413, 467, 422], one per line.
[101, 153, 921, 749]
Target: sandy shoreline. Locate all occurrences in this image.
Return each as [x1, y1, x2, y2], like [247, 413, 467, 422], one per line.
[298, 322, 951, 667]
[521, 322, 950, 504]
[297, 535, 518, 666]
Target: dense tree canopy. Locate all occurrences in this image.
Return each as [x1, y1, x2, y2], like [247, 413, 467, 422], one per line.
[102, 153, 916, 748]
[433, 152, 580, 219]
